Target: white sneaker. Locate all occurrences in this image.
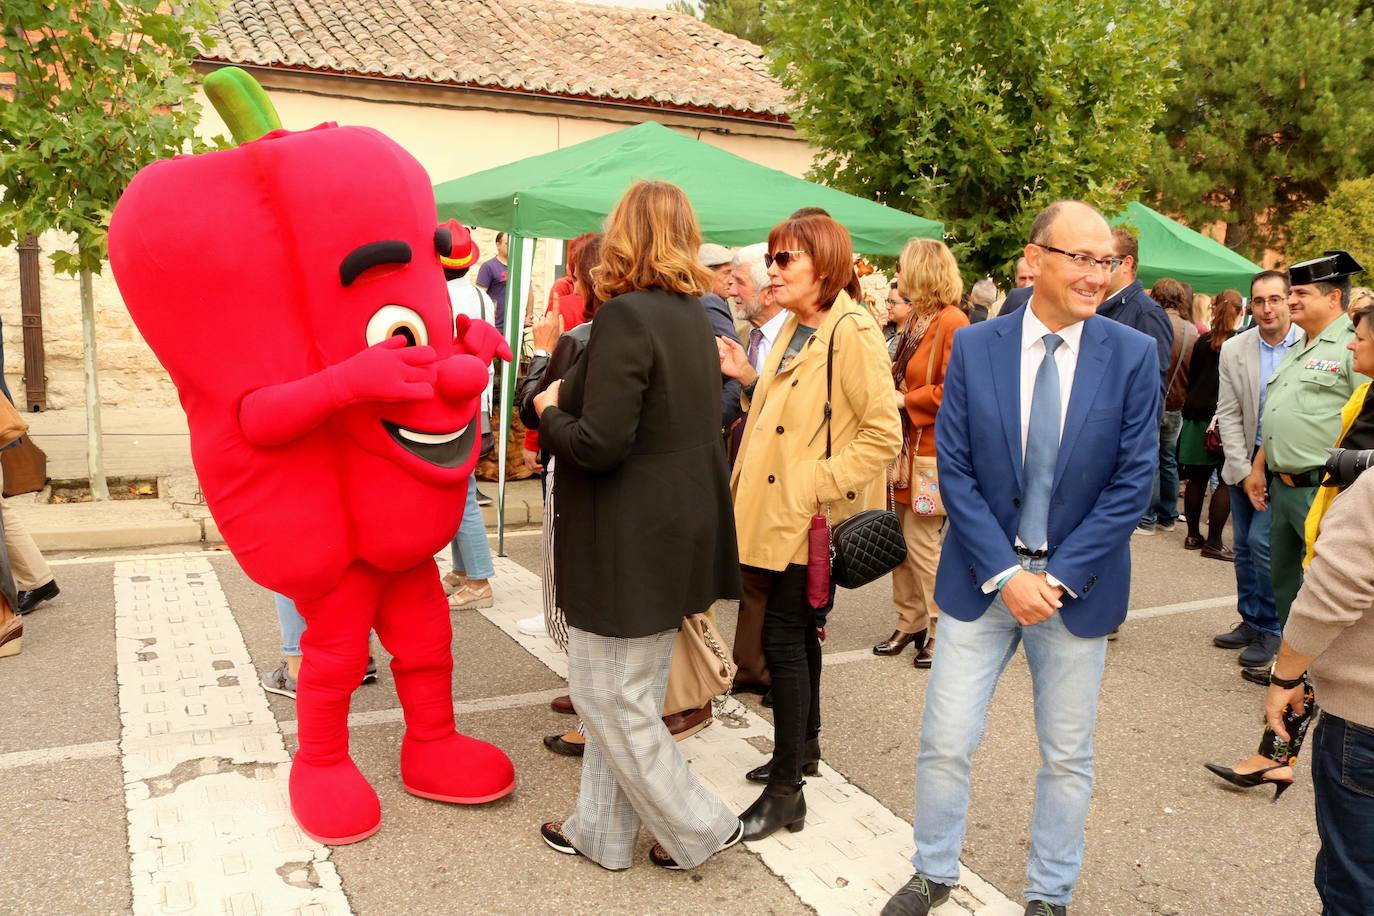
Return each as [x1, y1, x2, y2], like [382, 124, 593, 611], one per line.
[516, 614, 548, 637]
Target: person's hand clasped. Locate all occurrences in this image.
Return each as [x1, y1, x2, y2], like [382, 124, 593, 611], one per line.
[1265, 681, 1306, 742]
[533, 379, 563, 417]
[533, 307, 564, 353]
[1000, 569, 1062, 625]
[1244, 466, 1268, 512]
[522, 447, 544, 474]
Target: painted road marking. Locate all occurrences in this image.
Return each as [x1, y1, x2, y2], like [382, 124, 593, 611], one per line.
[113, 556, 351, 916]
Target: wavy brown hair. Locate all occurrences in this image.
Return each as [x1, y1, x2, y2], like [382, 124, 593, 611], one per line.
[1149, 277, 1193, 321]
[1209, 289, 1243, 350]
[592, 181, 713, 303]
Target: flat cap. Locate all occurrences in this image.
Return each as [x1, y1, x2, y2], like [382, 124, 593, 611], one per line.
[698, 243, 734, 267]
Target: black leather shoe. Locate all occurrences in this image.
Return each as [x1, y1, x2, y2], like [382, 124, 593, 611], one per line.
[746, 736, 820, 783]
[1214, 621, 1259, 650]
[1238, 631, 1281, 668]
[543, 731, 585, 756]
[1241, 666, 1271, 686]
[1024, 902, 1067, 916]
[16, 580, 59, 616]
[740, 784, 806, 840]
[873, 629, 922, 656]
[880, 872, 952, 916]
[761, 688, 773, 708]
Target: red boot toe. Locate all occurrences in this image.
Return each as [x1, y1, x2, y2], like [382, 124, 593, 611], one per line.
[401, 732, 516, 804]
[289, 755, 381, 845]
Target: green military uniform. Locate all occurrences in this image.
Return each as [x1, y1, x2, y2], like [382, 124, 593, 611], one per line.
[1261, 311, 1369, 623]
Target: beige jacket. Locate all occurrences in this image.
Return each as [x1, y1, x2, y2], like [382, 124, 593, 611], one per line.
[730, 291, 903, 570]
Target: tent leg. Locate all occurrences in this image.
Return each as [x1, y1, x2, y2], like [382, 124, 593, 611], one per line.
[495, 235, 535, 557]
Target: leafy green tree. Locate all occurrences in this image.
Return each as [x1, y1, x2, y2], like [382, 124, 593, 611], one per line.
[669, 0, 773, 48]
[768, 0, 1185, 280]
[1, 0, 220, 498]
[1286, 176, 1374, 269]
[1147, 0, 1374, 260]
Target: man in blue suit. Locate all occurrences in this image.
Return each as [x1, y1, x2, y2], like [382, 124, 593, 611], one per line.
[883, 201, 1160, 916]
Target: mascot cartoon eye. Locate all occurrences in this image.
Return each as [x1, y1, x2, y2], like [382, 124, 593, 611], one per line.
[366, 305, 429, 348]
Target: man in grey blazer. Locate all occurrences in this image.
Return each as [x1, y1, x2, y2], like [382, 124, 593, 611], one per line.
[1214, 269, 1301, 668]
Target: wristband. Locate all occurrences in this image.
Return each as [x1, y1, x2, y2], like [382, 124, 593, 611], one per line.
[533, 348, 550, 358]
[1269, 671, 1306, 690]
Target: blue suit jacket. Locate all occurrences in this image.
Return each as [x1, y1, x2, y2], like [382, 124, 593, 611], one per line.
[933, 308, 1161, 637]
[1001, 282, 1173, 400]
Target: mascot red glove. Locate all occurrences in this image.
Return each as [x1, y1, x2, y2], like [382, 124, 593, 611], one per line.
[108, 68, 515, 845]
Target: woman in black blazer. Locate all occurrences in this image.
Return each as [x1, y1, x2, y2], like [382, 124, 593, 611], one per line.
[531, 180, 743, 871]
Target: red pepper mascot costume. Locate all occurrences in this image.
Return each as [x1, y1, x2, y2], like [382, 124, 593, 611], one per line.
[107, 69, 515, 844]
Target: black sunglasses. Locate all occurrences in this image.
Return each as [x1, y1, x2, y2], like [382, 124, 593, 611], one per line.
[765, 249, 807, 270]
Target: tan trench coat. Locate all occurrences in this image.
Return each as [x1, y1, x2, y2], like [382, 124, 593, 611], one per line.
[730, 291, 903, 571]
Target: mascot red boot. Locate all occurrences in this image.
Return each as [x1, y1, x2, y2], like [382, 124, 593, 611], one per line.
[108, 68, 515, 845]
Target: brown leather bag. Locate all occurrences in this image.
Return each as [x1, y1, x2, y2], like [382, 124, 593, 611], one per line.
[1, 437, 47, 497]
[0, 395, 28, 450]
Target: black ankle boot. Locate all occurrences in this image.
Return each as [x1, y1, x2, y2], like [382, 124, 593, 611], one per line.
[745, 736, 820, 784]
[740, 784, 806, 841]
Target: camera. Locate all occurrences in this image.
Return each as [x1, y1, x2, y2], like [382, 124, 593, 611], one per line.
[1322, 448, 1374, 489]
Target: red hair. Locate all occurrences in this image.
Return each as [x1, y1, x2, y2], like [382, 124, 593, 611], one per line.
[767, 215, 862, 309]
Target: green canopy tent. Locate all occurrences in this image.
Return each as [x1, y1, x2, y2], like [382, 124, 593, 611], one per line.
[434, 120, 944, 552]
[1110, 201, 1261, 295]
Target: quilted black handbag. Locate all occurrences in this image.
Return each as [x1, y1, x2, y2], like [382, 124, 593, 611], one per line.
[822, 314, 908, 590]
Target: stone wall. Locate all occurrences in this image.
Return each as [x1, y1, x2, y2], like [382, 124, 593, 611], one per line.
[0, 231, 178, 411]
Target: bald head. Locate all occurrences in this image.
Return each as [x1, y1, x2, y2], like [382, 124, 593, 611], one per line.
[1024, 200, 1115, 330]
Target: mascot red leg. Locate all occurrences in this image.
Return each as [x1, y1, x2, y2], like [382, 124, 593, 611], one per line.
[108, 68, 515, 844]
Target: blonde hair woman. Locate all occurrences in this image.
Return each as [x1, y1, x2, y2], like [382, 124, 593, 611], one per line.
[533, 180, 743, 870]
[872, 238, 969, 668]
[1192, 292, 1212, 333]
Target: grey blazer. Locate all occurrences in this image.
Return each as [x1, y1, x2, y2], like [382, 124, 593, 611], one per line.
[1216, 328, 1262, 486]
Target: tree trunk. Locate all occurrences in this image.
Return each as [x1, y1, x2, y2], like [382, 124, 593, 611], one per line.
[80, 268, 109, 500]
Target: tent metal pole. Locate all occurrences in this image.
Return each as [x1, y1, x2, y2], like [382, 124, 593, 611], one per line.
[495, 233, 534, 557]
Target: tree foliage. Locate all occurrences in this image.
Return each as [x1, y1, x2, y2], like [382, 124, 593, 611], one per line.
[1286, 176, 1374, 269]
[768, 0, 1185, 279]
[0, 0, 222, 275]
[1147, 0, 1374, 261]
[669, 0, 773, 48]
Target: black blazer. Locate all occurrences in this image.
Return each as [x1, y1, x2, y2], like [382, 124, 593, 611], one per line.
[539, 288, 742, 638]
[518, 322, 591, 452]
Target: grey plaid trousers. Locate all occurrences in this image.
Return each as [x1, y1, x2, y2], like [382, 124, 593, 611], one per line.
[561, 625, 738, 870]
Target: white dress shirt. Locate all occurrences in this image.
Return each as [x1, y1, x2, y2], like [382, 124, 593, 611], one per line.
[983, 300, 1086, 597]
[447, 276, 495, 416]
[750, 308, 789, 372]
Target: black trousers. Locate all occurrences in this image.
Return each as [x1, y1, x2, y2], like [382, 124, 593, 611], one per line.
[747, 563, 822, 787]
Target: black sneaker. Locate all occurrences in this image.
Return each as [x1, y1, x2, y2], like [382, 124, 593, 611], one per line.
[540, 822, 580, 856]
[1214, 621, 1259, 650]
[1024, 901, 1066, 916]
[260, 661, 298, 699]
[1238, 631, 1281, 668]
[475, 489, 493, 507]
[361, 655, 379, 685]
[881, 873, 952, 915]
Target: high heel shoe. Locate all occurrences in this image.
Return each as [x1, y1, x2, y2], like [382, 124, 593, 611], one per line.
[1203, 762, 1294, 801]
[740, 784, 806, 840]
[746, 736, 820, 784]
[873, 629, 923, 656]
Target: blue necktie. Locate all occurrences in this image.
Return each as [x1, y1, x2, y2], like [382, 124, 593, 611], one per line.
[1018, 334, 1064, 549]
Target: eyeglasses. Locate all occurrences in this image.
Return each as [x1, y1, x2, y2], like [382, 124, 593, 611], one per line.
[765, 249, 807, 270]
[1035, 244, 1123, 275]
[1251, 295, 1288, 308]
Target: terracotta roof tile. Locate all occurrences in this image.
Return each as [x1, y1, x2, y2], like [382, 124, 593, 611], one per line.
[198, 0, 787, 120]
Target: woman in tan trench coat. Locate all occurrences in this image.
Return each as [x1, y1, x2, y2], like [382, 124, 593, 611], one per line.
[719, 214, 901, 841]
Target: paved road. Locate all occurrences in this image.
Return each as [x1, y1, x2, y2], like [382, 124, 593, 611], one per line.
[1, 524, 1321, 915]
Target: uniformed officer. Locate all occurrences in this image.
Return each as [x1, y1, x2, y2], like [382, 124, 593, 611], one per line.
[1243, 250, 1372, 683]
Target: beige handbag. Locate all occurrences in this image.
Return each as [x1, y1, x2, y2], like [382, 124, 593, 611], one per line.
[663, 611, 737, 716]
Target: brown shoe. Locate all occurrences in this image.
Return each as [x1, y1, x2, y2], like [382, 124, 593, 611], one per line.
[550, 694, 576, 715]
[0, 615, 21, 658]
[1201, 544, 1236, 562]
[543, 728, 584, 757]
[873, 629, 922, 656]
[664, 703, 712, 740]
[913, 621, 936, 669]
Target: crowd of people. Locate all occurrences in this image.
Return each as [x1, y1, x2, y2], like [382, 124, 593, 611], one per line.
[230, 178, 1373, 914]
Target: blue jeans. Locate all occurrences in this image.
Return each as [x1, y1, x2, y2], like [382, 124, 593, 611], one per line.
[912, 558, 1108, 906]
[1141, 410, 1182, 527]
[1228, 484, 1279, 634]
[1312, 714, 1374, 915]
[274, 593, 306, 657]
[449, 482, 495, 580]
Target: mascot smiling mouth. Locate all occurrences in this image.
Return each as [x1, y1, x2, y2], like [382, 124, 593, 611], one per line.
[382, 419, 476, 468]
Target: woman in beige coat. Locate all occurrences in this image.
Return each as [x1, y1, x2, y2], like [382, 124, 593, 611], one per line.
[719, 214, 901, 841]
